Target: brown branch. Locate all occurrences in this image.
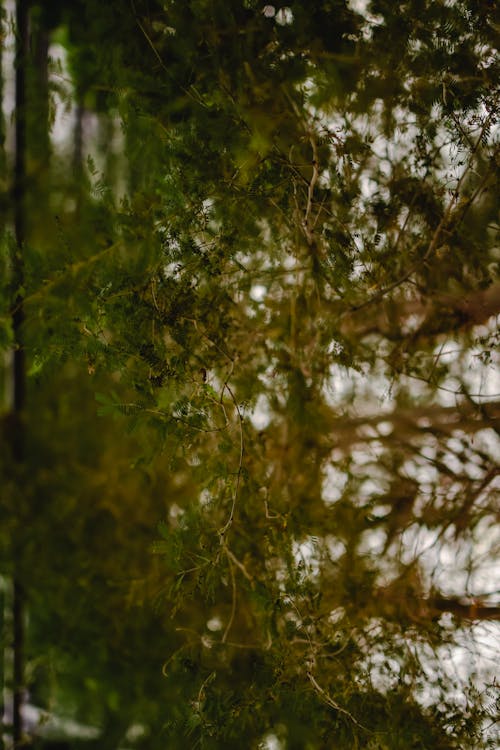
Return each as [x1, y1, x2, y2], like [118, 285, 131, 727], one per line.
[326, 400, 500, 447]
[427, 597, 500, 621]
[341, 280, 500, 341]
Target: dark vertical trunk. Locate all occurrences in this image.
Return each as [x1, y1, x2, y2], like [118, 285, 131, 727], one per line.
[0, 0, 5, 177]
[73, 101, 84, 174]
[73, 99, 85, 214]
[0, 585, 4, 750]
[31, 20, 50, 168]
[26, 4, 49, 243]
[12, 0, 29, 745]
[99, 114, 117, 194]
[0, 0, 5, 742]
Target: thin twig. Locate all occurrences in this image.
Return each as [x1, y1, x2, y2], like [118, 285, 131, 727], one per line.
[13, 240, 122, 316]
[130, 0, 208, 109]
[225, 547, 253, 582]
[218, 380, 244, 536]
[196, 671, 216, 706]
[162, 640, 197, 676]
[222, 549, 237, 643]
[303, 135, 319, 245]
[284, 598, 373, 732]
[182, 317, 234, 362]
[307, 672, 372, 731]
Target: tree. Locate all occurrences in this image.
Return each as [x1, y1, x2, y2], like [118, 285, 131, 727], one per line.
[1, 2, 178, 747]
[1, 0, 499, 748]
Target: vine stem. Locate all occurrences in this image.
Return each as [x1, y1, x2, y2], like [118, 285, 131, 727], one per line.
[306, 672, 372, 732]
[221, 549, 237, 643]
[218, 380, 244, 537]
[303, 135, 319, 246]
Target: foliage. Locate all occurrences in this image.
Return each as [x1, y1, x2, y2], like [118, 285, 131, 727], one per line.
[1, 0, 499, 748]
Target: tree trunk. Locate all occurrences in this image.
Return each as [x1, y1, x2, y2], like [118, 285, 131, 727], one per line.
[0, 0, 5, 739]
[0, 584, 4, 750]
[12, 0, 29, 745]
